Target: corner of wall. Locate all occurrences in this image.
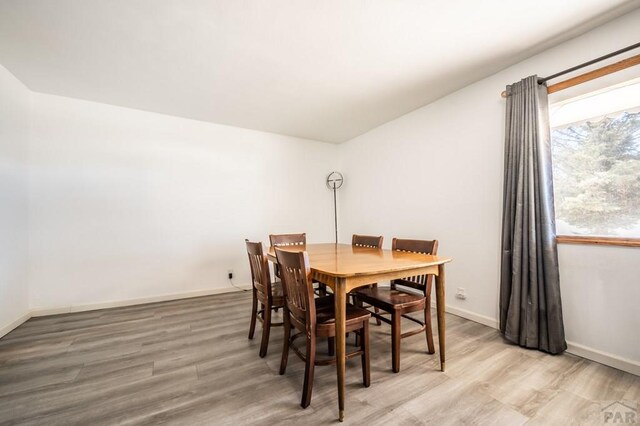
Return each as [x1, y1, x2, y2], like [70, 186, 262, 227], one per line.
[0, 63, 32, 339]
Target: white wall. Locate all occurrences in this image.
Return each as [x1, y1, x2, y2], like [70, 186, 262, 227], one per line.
[338, 9, 640, 368]
[28, 93, 338, 311]
[0, 64, 30, 333]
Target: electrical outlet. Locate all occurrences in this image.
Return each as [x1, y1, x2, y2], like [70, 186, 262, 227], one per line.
[228, 270, 233, 280]
[456, 287, 467, 300]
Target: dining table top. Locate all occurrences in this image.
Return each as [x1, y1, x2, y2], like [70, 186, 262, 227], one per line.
[266, 243, 452, 278]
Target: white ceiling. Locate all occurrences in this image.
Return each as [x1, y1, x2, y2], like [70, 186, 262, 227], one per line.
[0, 1, 638, 143]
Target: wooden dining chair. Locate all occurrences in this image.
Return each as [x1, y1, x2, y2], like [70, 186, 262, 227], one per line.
[270, 233, 327, 296]
[353, 238, 438, 373]
[245, 240, 285, 358]
[351, 234, 383, 326]
[275, 247, 371, 408]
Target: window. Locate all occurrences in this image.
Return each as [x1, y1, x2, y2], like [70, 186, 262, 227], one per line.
[549, 79, 640, 242]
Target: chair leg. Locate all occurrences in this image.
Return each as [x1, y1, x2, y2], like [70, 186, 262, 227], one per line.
[248, 291, 258, 340]
[318, 283, 327, 296]
[372, 284, 381, 326]
[301, 335, 316, 408]
[279, 308, 291, 375]
[353, 295, 364, 346]
[353, 296, 362, 347]
[361, 321, 370, 387]
[374, 307, 382, 326]
[259, 304, 271, 358]
[327, 336, 335, 356]
[424, 303, 435, 354]
[391, 310, 401, 373]
[354, 295, 362, 308]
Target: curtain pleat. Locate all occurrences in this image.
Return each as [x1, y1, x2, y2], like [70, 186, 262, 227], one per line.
[500, 75, 567, 355]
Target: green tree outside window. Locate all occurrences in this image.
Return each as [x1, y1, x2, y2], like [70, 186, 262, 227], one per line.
[551, 110, 640, 237]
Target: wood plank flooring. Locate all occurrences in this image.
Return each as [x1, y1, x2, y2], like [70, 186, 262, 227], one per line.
[0, 291, 638, 425]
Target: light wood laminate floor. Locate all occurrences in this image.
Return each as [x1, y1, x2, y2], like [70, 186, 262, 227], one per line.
[0, 291, 638, 425]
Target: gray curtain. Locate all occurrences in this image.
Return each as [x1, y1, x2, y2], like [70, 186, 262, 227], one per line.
[500, 75, 567, 355]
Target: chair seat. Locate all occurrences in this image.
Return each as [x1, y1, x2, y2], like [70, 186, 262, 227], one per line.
[315, 299, 371, 336]
[355, 287, 425, 311]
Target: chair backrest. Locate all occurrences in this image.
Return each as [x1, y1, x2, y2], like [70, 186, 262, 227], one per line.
[270, 233, 306, 278]
[392, 238, 439, 296]
[352, 234, 384, 248]
[245, 240, 273, 303]
[274, 247, 315, 333]
[269, 233, 306, 247]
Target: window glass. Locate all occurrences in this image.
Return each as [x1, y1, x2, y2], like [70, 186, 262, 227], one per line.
[549, 80, 640, 238]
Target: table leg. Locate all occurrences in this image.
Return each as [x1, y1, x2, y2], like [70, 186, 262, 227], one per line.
[334, 279, 346, 422]
[435, 264, 446, 372]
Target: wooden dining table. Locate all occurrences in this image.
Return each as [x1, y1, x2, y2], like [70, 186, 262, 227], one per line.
[266, 243, 452, 422]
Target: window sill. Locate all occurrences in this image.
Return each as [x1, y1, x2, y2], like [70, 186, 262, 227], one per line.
[556, 235, 640, 248]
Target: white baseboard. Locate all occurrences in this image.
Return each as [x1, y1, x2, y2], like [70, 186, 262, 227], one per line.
[0, 311, 31, 339]
[438, 302, 639, 377]
[30, 285, 251, 317]
[566, 341, 640, 376]
[442, 304, 499, 329]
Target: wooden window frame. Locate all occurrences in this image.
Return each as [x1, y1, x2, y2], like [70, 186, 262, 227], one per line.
[556, 235, 640, 248]
[549, 53, 640, 248]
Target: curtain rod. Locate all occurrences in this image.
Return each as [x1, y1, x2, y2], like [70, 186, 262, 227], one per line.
[539, 41, 640, 83]
[501, 41, 640, 98]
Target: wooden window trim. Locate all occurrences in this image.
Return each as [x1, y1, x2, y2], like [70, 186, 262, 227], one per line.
[549, 55, 640, 250]
[556, 235, 640, 248]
